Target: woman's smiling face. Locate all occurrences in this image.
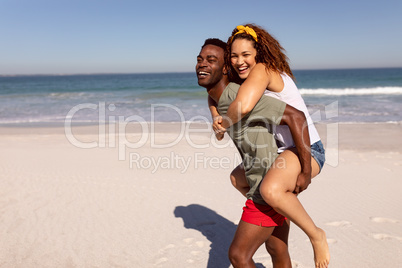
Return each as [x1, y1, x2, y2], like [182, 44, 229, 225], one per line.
[230, 38, 257, 80]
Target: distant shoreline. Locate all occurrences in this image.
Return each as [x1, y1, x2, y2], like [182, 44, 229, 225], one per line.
[1, 67, 402, 77]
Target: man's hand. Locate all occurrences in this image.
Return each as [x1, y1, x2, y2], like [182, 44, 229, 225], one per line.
[293, 172, 312, 194]
[215, 132, 225, 141]
[213, 115, 227, 140]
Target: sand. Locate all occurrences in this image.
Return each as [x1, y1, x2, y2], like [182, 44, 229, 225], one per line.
[0, 122, 401, 268]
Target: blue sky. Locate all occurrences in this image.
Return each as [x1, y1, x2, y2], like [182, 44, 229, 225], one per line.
[1, 0, 401, 74]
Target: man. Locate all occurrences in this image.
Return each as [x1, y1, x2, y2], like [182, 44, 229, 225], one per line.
[196, 38, 312, 268]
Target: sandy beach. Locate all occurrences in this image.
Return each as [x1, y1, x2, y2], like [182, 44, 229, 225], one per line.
[1, 122, 401, 268]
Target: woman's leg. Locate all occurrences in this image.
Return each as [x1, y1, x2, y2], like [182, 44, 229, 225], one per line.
[229, 220, 275, 268]
[260, 149, 330, 268]
[230, 164, 250, 197]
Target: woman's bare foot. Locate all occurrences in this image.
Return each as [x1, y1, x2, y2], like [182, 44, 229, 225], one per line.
[311, 228, 330, 268]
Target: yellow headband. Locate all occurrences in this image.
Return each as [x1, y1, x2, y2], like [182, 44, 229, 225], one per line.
[233, 25, 258, 42]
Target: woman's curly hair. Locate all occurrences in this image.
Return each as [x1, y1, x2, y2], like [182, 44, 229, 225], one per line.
[225, 23, 294, 83]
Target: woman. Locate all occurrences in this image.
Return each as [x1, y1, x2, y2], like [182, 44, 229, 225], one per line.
[209, 24, 330, 268]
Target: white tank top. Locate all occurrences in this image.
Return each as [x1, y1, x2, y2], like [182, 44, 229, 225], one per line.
[264, 73, 321, 153]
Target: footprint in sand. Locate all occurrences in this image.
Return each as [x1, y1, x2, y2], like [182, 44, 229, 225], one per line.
[370, 218, 400, 241]
[325, 220, 352, 227]
[327, 238, 338, 244]
[154, 238, 206, 266]
[154, 244, 175, 266]
[195, 241, 205, 248]
[191, 250, 203, 256]
[183, 237, 194, 244]
[159, 244, 175, 252]
[154, 257, 168, 266]
[183, 238, 205, 247]
[372, 233, 402, 241]
[370, 217, 399, 223]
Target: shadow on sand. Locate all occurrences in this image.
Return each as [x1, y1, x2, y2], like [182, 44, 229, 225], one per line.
[174, 204, 266, 268]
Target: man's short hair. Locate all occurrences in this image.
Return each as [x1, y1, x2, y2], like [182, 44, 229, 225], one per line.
[201, 38, 227, 51]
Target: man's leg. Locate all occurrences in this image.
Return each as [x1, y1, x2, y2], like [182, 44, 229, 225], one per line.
[265, 219, 292, 268]
[229, 220, 274, 268]
[230, 164, 292, 267]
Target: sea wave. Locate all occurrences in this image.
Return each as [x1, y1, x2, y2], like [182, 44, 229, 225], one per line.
[49, 92, 89, 99]
[299, 87, 402, 96]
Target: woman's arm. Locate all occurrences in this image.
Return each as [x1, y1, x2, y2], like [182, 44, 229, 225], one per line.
[221, 63, 271, 129]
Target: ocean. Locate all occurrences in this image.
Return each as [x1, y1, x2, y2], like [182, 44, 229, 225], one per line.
[0, 68, 401, 125]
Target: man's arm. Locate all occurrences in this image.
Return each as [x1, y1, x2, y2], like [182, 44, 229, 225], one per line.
[208, 95, 224, 140]
[218, 90, 312, 193]
[280, 104, 312, 194]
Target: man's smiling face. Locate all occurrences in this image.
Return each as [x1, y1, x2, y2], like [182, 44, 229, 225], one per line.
[196, 44, 225, 91]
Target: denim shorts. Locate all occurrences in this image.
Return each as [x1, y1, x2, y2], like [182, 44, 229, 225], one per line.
[311, 140, 325, 173]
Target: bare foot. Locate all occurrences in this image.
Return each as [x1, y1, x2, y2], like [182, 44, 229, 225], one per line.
[311, 228, 330, 268]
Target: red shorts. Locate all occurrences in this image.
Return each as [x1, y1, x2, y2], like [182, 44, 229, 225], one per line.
[241, 199, 286, 227]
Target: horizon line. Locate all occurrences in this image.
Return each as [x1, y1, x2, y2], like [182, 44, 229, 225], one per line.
[1, 66, 402, 77]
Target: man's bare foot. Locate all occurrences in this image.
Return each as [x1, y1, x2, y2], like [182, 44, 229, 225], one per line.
[311, 228, 330, 268]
